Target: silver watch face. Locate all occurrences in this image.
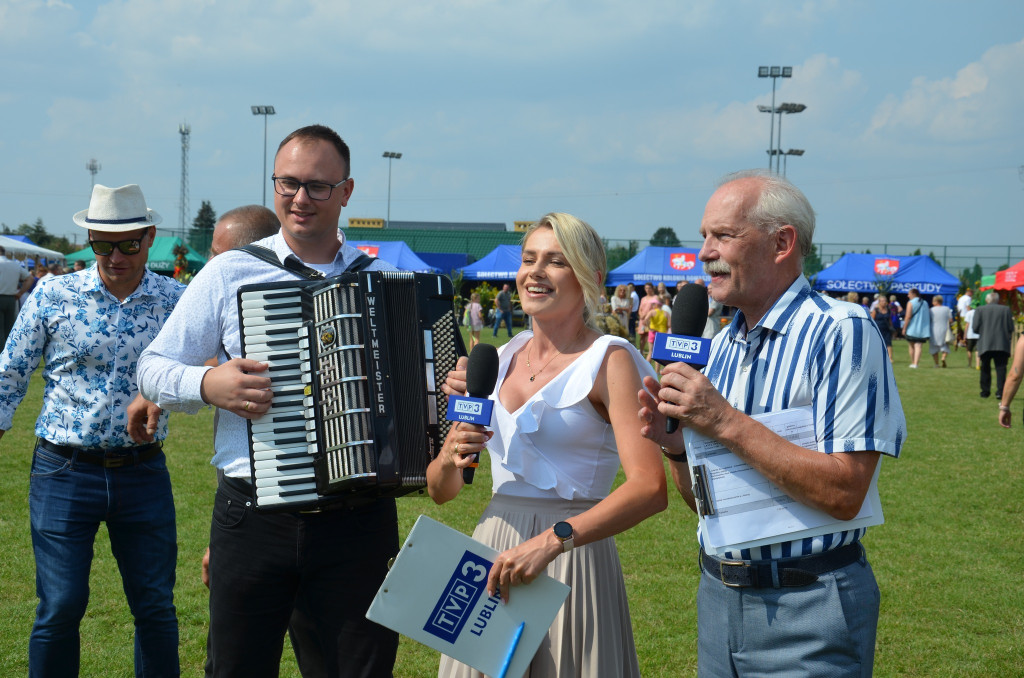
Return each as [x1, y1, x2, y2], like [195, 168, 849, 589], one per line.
[554, 521, 573, 540]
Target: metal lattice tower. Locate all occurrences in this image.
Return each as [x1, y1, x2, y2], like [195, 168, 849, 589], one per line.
[178, 123, 191, 241]
[86, 158, 101, 190]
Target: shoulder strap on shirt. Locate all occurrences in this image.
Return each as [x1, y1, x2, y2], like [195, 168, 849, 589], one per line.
[238, 244, 376, 279]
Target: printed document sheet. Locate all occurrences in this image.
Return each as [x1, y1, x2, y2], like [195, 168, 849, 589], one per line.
[366, 515, 570, 678]
[683, 407, 883, 555]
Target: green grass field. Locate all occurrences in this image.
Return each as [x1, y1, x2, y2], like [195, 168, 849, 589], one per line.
[1, 331, 1021, 676]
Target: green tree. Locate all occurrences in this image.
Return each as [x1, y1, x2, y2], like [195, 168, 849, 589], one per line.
[803, 244, 825, 277]
[958, 263, 983, 293]
[605, 240, 639, 274]
[2, 218, 76, 255]
[188, 201, 216, 255]
[650, 227, 681, 247]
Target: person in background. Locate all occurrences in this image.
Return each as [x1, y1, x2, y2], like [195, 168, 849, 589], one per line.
[628, 282, 640, 340]
[466, 291, 484, 349]
[492, 282, 514, 338]
[645, 295, 669, 373]
[998, 334, 1024, 428]
[872, 295, 895, 362]
[207, 204, 282, 259]
[0, 183, 183, 676]
[956, 288, 973, 320]
[430, 212, 666, 677]
[929, 294, 953, 368]
[73, 259, 86, 272]
[903, 287, 930, 368]
[0, 245, 33, 348]
[964, 305, 980, 369]
[641, 170, 904, 676]
[636, 281, 661, 355]
[972, 291, 1015, 399]
[888, 294, 903, 338]
[610, 284, 631, 335]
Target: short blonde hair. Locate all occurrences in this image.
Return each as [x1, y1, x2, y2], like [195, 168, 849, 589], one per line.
[522, 212, 606, 328]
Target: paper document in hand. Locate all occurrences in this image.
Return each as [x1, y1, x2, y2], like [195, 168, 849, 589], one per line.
[684, 407, 883, 555]
[366, 515, 570, 678]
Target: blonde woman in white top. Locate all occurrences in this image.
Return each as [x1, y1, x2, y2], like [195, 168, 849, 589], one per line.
[429, 212, 667, 677]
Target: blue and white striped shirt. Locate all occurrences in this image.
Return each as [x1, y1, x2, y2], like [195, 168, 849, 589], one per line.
[703, 276, 905, 561]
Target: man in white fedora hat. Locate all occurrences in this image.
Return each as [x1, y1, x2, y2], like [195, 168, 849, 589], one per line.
[0, 183, 185, 676]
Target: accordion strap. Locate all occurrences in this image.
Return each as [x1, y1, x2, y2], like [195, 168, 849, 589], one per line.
[238, 244, 376, 279]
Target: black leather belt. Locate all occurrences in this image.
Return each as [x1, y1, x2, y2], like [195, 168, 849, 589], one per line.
[700, 542, 863, 589]
[220, 474, 376, 513]
[37, 438, 162, 469]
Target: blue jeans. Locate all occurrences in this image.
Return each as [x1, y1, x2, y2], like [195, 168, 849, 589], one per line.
[28, 442, 179, 677]
[492, 309, 513, 337]
[697, 545, 879, 677]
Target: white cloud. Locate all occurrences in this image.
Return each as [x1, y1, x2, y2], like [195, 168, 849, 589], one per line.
[866, 38, 1024, 143]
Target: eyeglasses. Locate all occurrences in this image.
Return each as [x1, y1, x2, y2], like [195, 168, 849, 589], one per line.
[89, 238, 143, 256]
[272, 175, 350, 201]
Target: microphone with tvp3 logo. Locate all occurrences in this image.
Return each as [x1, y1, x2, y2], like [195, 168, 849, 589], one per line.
[651, 283, 711, 434]
[444, 343, 499, 485]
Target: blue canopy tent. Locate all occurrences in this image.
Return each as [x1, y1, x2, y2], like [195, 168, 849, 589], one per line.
[606, 247, 708, 286]
[416, 252, 472, 277]
[812, 254, 959, 298]
[348, 241, 439, 273]
[458, 245, 521, 280]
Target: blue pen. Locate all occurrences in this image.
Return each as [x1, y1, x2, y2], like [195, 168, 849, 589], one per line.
[497, 621, 525, 678]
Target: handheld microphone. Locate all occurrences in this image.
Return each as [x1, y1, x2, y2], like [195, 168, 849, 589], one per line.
[446, 343, 499, 485]
[652, 284, 710, 434]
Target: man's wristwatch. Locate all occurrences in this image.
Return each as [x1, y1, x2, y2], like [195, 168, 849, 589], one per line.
[661, 445, 687, 463]
[553, 521, 575, 553]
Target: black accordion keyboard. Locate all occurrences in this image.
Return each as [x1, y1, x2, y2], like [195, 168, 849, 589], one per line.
[237, 271, 466, 511]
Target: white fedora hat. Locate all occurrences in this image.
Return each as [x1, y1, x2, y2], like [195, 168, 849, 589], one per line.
[73, 184, 162, 232]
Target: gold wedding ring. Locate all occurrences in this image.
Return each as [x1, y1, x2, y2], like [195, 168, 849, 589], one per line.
[243, 400, 251, 412]
[455, 443, 461, 454]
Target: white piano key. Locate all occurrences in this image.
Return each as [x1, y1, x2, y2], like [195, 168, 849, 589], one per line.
[242, 315, 305, 329]
[257, 492, 320, 506]
[254, 464, 314, 476]
[241, 295, 303, 309]
[251, 447, 313, 462]
[252, 439, 316, 454]
[241, 287, 306, 302]
[256, 482, 318, 497]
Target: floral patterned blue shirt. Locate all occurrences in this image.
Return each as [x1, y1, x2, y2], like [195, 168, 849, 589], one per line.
[0, 266, 184, 448]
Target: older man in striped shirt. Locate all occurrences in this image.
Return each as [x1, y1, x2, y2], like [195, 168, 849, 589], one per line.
[641, 170, 905, 677]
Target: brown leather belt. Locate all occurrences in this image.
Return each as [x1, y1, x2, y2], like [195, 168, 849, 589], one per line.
[37, 438, 162, 468]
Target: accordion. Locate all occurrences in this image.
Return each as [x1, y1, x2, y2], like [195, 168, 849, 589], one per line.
[237, 270, 466, 512]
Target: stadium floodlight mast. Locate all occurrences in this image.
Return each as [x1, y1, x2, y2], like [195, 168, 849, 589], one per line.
[757, 66, 792, 171]
[382, 151, 402, 228]
[774, 103, 806, 174]
[251, 105, 276, 206]
[782, 149, 804, 177]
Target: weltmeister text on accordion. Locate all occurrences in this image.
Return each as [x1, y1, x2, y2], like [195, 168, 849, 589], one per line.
[237, 271, 467, 511]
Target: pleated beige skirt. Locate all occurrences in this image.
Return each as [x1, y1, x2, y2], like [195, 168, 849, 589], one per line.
[438, 494, 641, 678]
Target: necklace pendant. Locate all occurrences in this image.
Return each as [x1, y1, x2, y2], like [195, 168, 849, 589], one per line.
[529, 375, 536, 382]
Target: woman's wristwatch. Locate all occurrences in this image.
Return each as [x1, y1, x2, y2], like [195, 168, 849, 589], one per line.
[553, 521, 575, 552]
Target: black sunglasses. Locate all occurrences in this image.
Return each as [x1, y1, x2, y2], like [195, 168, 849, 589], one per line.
[89, 238, 143, 256]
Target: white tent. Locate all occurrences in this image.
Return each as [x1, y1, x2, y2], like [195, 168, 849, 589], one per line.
[0, 235, 65, 262]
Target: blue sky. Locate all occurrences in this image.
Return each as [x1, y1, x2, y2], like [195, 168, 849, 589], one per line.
[1, 0, 1021, 269]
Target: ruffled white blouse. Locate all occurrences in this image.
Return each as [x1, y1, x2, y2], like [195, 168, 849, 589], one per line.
[487, 332, 657, 500]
